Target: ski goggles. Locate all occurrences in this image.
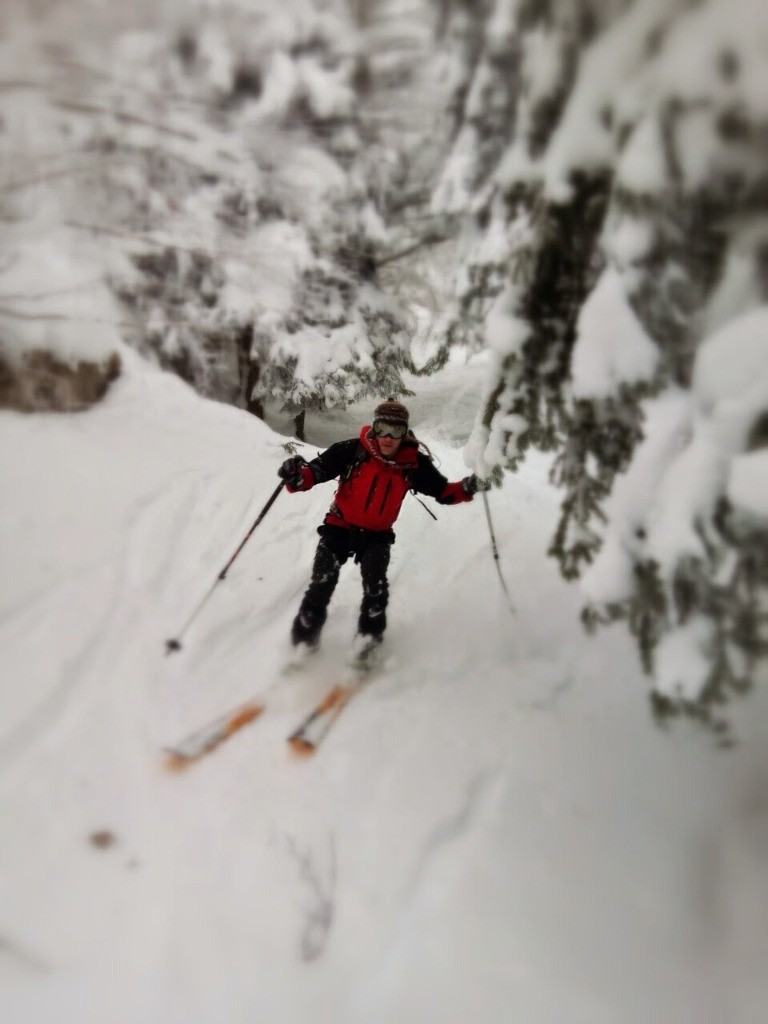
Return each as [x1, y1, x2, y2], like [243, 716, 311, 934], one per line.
[373, 419, 408, 439]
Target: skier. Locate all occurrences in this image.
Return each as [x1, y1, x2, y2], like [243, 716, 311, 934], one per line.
[278, 398, 489, 667]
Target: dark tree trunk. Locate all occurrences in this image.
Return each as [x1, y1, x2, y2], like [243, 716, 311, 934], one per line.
[294, 409, 306, 440]
[246, 361, 264, 419]
[236, 325, 264, 419]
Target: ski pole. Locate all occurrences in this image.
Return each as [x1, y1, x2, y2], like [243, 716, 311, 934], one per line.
[481, 490, 515, 615]
[165, 480, 285, 654]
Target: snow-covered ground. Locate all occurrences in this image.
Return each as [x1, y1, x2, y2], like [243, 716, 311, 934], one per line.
[1, 348, 766, 1023]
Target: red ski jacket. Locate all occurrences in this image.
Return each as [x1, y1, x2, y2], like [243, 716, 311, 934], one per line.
[287, 425, 471, 532]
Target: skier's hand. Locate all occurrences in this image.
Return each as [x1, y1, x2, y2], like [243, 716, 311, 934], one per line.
[278, 455, 308, 489]
[461, 474, 491, 496]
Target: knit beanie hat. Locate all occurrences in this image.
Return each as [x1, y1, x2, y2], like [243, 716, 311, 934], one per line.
[373, 397, 409, 426]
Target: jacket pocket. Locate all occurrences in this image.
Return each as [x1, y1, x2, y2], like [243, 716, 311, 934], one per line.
[378, 478, 392, 516]
[363, 474, 379, 511]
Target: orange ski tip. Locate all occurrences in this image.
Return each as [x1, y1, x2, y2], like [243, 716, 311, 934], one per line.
[288, 736, 316, 758]
[163, 752, 193, 772]
[319, 686, 348, 712]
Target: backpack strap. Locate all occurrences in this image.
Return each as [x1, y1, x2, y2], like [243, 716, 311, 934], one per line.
[342, 441, 369, 481]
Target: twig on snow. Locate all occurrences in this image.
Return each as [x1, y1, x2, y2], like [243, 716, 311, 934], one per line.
[285, 833, 337, 963]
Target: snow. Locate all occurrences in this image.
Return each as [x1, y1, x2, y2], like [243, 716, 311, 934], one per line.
[494, 144, 539, 189]
[703, 247, 766, 341]
[655, 616, 716, 702]
[693, 307, 768, 412]
[2, 347, 766, 1023]
[583, 304, 768, 704]
[653, 0, 768, 113]
[484, 289, 529, 359]
[521, 25, 566, 110]
[585, 308, 768, 583]
[571, 266, 659, 398]
[579, 533, 634, 606]
[654, 307, 768, 540]
[543, 0, 673, 197]
[605, 213, 655, 269]
[541, 0, 768, 200]
[648, 419, 730, 570]
[430, 132, 477, 214]
[485, 0, 517, 56]
[252, 50, 299, 121]
[462, 290, 531, 474]
[0, 224, 122, 365]
[196, 24, 236, 94]
[581, 389, 693, 598]
[615, 115, 669, 194]
[728, 450, 768, 519]
[612, 0, 768, 193]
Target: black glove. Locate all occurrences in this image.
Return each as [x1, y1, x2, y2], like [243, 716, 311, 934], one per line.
[278, 455, 308, 488]
[461, 474, 491, 496]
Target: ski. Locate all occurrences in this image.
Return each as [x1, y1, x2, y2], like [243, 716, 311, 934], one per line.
[164, 699, 264, 770]
[287, 682, 360, 756]
[165, 646, 382, 766]
[287, 668, 372, 757]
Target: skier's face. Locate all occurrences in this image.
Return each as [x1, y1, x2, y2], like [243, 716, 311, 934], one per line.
[377, 434, 402, 458]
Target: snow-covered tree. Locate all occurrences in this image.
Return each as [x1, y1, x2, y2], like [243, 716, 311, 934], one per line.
[86, 2, 419, 437]
[431, 0, 618, 355]
[342, 0, 482, 365]
[448, 0, 768, 732]
[0, 1, 429, 434]
[0, 0, 465, 424]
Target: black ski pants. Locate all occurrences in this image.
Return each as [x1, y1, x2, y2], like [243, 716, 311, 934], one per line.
[291, 524, 393, 647]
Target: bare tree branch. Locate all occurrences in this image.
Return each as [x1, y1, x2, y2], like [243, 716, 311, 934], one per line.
[0, 79, 46, 93]
[51, 99, 200, 142]
[44, 52, 210, 107]
[0, 305, 134, 328]
[0, 282, 103, 302]
[63, 219, 290, 282]
[375, 230, 451, 268]
[0, 159, 134, 195]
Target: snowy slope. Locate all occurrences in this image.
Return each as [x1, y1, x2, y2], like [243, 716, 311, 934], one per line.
[1, 350, 766, 1024]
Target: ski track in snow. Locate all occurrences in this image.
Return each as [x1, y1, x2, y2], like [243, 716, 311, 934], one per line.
[404, 768, 502, 898]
